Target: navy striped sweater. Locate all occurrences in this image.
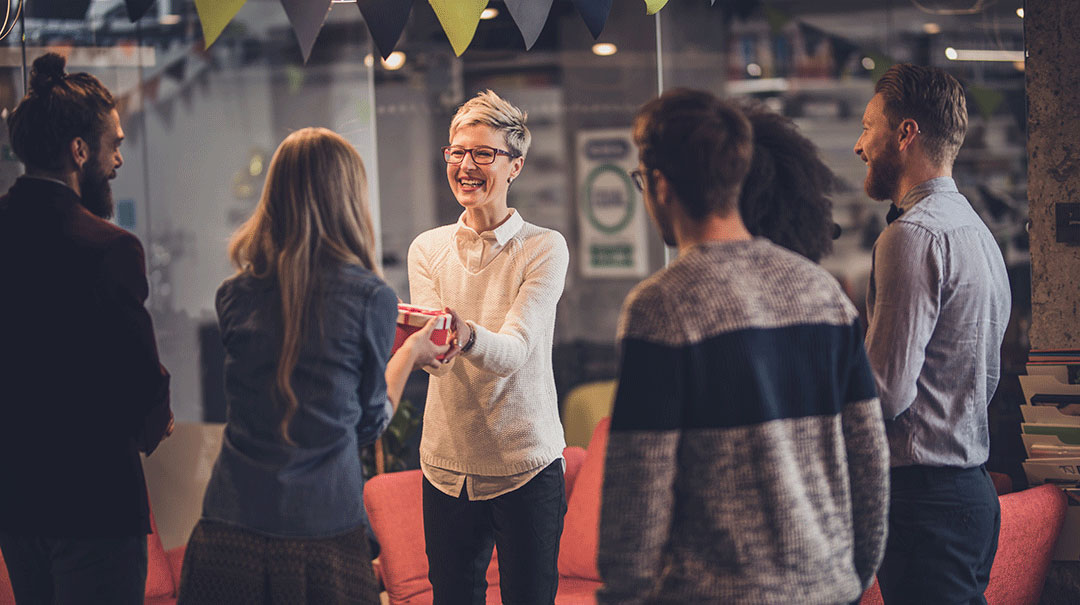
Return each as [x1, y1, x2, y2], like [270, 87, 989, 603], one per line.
[598, 238, 888, 605]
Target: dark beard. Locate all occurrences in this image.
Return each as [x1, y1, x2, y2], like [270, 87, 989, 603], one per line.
[865, 142, 901, 202]
[79, 162, 114, 219]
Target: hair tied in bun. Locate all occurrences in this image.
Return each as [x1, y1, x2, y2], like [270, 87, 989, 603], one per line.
[29, 53, 67, 94]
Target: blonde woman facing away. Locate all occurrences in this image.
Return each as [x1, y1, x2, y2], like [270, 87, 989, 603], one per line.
[178, 128, 447, 605]
[408, 90, 569, 604]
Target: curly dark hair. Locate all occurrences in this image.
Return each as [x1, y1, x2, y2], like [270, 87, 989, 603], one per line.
[738, 102, 840, 262]
[7, 53, 116, 171]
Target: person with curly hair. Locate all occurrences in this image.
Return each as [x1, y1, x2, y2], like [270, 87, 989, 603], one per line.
[738, 102, 842, 263]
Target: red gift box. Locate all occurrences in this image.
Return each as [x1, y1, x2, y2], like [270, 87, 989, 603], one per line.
[393, 304, 452, 359]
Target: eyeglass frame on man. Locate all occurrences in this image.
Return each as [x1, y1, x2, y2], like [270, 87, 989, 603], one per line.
[630, 168, 646, 193]
[442, 145, 519, 165]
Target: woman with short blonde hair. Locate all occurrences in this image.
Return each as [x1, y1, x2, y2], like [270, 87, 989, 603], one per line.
[409, 90, 569, 604]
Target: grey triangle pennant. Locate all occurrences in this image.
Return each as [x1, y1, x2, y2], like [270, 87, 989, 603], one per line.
[504, 0, 555, 50]
[280, 0, 333, 64]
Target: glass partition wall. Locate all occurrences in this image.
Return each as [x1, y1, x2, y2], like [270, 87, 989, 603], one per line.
[1, 1, 1029, 474]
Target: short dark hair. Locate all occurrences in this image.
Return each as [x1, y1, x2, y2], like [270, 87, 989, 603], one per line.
[633, 89, 753, 219]
[7, 53, 116, 171]
[874, 63, 967, 166]
[739, 102, 839, 262]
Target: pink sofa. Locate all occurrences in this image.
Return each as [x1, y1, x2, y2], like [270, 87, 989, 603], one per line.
[367, 418, 1069, 605]
[0, 512, 187, 605]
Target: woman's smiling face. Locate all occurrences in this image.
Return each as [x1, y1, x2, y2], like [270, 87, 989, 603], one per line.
[446, 123, 523, 212]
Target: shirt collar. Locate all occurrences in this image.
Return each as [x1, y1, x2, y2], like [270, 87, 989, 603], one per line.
[897, 176, 957, 212]
[454, 209, 523, 246]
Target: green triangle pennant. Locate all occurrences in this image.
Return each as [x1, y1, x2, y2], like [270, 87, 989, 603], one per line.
[195, 0, 248, 49]
[969, 84, 1004, 120]
[429, 0, 487, 57]
[645, 0, 669, 15]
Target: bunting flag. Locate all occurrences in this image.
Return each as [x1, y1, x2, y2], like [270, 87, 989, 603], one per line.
[164, 57, 187, 82]
[194, 0, 247, 49]
[124, 0, 155, 23]
[356, 0, 416, 60]
[280, 0, 333, 64]
[571, 0, 611, 39]
[429, 0, 487, 57]
[645, 0, 669, 15]
[504, 0, 554, 50]
[969, 85, 1004, 120]
[763, 3, 790, 34]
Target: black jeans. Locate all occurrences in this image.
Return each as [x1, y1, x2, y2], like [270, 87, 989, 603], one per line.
[422, 460, 566, 605]
[878, 465, 1000, 605]
[0, 532, 147, 605]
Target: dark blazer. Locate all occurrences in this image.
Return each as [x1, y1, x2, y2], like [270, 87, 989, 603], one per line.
[0, 176, 171, 538]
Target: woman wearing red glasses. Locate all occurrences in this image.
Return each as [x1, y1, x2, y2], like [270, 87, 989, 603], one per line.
[408, 90, 569, 605]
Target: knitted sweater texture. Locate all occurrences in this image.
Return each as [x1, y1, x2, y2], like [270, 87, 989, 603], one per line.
[598, 238, 889, 605]
[408, 218, 569, 476]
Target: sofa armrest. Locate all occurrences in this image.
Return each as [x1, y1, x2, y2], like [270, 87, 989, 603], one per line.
[563, 446, 587, 498]
[167, 545, 187, 591]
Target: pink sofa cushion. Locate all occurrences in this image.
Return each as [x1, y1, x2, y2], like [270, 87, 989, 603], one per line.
[145, 510, 176, 599]
[0, 548, 14, 605]
[985, 483, 1066, 605]
[558, 418, 610, 582]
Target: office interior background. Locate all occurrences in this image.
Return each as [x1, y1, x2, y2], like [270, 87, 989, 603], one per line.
[0, 0, 1031, 477]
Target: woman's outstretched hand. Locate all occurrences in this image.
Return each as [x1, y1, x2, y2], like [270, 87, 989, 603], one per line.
[403, 317, 451, 369]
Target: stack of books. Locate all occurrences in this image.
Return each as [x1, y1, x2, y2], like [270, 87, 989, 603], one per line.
[1019, 349, 1080, 560]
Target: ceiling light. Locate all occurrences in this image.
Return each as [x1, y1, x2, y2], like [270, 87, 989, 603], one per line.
[922, 22, 941, 34]
[861, 56, 876, 70]
[1017, 8, 1024, 18]
[481, 8, 499, 20]
[159, 14, 181, 26]
[592, 43, 617, 57]
[381, 51, 406, 70]
[363, 54, 374, 68]
[746, 63, 762, 77]
[945, 47, 1024, 62]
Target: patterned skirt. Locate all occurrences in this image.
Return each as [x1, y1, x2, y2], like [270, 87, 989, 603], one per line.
[177, 519, 380, 605]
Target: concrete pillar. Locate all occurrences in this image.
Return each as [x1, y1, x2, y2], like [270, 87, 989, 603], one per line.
[1026, 0, 1080, 349]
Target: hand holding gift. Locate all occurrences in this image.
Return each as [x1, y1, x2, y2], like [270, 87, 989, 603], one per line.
[393, 304, 452, 360]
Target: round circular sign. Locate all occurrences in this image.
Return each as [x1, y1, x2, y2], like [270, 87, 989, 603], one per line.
[583, 164, 636, 235]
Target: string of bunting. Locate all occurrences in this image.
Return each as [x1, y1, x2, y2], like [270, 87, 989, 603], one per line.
[185, 0, 676, 59]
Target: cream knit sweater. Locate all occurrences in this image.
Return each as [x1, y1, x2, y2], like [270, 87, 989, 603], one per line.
[408, 216, 569, 476]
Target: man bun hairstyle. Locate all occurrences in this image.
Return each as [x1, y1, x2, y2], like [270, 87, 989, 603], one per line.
[874, 63, 968, 166]
[8, 52, 117, 172]
[633, 88, 753, 220]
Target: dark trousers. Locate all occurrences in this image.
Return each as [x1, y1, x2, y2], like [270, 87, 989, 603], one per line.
[878, 465, 1000, 605]
[422, 460, 566, 605]
[0, 532, 147, 605]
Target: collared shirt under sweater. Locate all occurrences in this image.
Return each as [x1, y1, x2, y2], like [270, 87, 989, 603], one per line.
[408, 209, 569, 500]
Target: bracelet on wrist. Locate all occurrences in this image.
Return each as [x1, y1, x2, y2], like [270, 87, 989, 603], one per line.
[460, 322, 477, 353]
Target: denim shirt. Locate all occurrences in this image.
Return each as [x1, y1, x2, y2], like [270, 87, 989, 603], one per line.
[865, 177, 1010, 468]
[201, 263, 396, 538]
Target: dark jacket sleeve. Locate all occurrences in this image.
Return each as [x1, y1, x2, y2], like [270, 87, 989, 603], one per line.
[100, 233, 172, 455]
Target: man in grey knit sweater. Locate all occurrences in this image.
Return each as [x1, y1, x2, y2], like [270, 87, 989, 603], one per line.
[597, 89, 890, 604]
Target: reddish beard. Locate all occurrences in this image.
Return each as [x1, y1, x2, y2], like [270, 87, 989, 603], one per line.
[865, 140, 901, 202]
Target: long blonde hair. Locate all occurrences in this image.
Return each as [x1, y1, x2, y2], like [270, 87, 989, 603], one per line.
[228, 127, 379, 442]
